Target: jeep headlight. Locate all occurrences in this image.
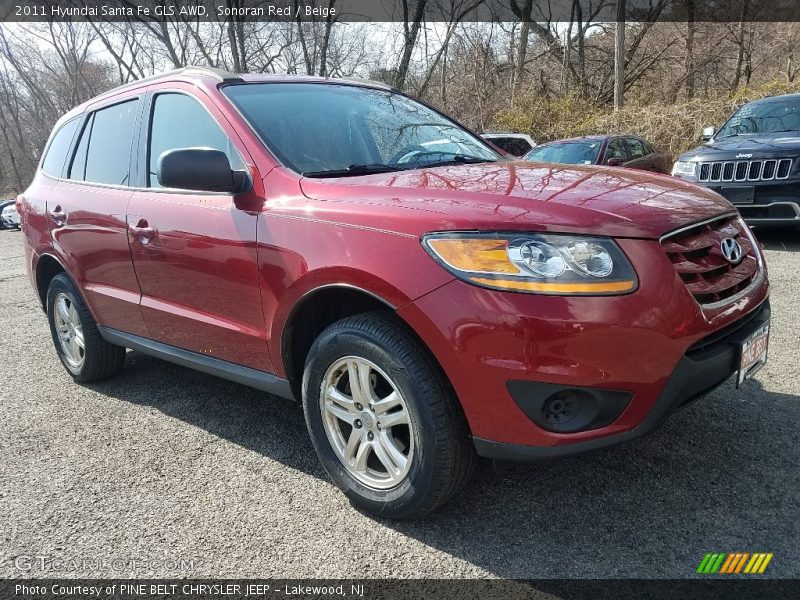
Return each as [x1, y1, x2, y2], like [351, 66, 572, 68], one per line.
[671, 160, 697, 177]
[422, 233, 638, 295]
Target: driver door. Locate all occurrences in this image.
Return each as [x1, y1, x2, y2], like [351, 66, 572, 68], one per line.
[126, 84, 272, 372]
[602, 138, 630, 166]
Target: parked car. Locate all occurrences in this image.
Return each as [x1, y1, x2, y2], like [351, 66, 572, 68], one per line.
[20, 67, 770, 519]
[481, 132, 536, 157]
[524, 135, 672, 173]
[672, 93, 800, 228]
[0, 199, 20, 229]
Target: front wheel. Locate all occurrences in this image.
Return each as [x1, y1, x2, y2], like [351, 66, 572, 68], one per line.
[302, 312, 475, 519]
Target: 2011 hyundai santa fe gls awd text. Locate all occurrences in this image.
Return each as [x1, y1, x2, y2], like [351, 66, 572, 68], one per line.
[18, 67, 771, 519]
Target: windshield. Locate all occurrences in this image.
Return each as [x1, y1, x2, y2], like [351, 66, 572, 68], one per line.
[223, 83, 499, 176]
[717, 98, 800, 137]
[524, 141, 601, 165]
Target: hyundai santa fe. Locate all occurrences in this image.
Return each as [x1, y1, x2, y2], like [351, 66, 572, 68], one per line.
[19, 67, 770, 518]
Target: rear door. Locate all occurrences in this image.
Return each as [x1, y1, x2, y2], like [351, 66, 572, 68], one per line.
[126, 84, 271, 371]
[49, 96, 149, 337]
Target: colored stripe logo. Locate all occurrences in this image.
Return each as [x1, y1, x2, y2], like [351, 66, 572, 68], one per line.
[697, 552, 773, 574]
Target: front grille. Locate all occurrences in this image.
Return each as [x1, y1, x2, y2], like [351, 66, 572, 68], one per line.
[661, 216, 761, 307]
[698, 158, 792, 182]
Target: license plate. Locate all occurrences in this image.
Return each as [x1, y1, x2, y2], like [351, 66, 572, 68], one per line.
[737, 323, 769, 387]
[721, 186, 755, 204]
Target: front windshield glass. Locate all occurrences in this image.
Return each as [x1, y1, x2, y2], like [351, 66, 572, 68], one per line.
[524, 141, 601, 165]
[717, 98, 800, 137]
[223, 83, 499, 176]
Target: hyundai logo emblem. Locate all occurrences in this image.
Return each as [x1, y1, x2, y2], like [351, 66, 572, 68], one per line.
[721, 237, 744, 264]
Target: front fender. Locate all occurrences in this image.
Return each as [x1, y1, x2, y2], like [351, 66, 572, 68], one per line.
[257, 212, 454, 377]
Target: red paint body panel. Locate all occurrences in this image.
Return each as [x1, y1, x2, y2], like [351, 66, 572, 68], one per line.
[127, 190, 270, 370]
[41, 177, 150, 337]
[19, 71, 771, 455]
[397, 237, 769, 446]
[299, 161, 731, 239]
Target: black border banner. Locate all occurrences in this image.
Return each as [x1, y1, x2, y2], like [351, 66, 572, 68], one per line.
[2, 0, 800, 23]
[3, 579, 800, 600]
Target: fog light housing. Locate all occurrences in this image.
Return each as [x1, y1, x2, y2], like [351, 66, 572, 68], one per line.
[507, 382, 632, 433]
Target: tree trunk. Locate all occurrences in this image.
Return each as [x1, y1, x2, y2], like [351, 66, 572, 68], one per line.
[732, 1, 748, 90]
[685, 0, 696, 100]
[513, 0, 532, 98]
[613, 0, 626, 110]
[318, 0, 336, 77]
[395, 0, 427, 89]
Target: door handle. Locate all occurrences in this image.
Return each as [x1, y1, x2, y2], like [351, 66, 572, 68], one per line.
[49, 206, 67, 227]
[129, 219, 157, 244]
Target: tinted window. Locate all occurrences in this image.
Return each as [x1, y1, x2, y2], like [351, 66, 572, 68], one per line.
[148, 93, 244, 188]
[223, 83, 498, 175]
[490, 137, 532, 157]
[69, 100, 138, 185]
[41, 118, 79, 177]
[525, 141, 601, 165]
[604, 139, 629, 163]
[717, 98, 800, 137]
[626, 138, 648, 159]
[69, 114, 92, 181]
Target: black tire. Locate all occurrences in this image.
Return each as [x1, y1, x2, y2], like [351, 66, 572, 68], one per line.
[302, 311, 475, 519]
[46, 272, 126, 382]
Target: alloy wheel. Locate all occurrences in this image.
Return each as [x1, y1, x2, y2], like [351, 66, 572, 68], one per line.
[53, 292, 85, 370]
[320, 356, 414, 490]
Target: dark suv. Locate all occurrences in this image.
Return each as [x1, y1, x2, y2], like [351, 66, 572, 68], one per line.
[19, 67, 770, 519]
[672, 93, 800, 228]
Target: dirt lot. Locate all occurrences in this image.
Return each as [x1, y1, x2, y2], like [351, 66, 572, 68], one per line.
[1, 227, 798, 579]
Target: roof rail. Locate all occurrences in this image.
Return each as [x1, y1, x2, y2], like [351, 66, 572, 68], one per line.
[181, 65, 242, 82]
[100, 66, 242, 98]
[338, 77, 395, 91]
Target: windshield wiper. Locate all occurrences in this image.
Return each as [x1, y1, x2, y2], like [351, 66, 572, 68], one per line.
[303, 164, 404, 178]
[418, 155, 496, 168]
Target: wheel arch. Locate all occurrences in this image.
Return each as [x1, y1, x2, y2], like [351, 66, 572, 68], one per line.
[279, 283, 398, 400]
[35, 253, 68, 311]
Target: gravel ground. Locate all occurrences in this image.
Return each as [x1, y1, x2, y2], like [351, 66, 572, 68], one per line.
[0, 227, 798, 580]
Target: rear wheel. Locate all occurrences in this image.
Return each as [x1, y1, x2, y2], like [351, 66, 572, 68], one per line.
[302, 311, 475, 519]
[46, 273, 126, 382]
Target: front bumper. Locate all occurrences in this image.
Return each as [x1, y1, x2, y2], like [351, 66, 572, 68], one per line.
[474, 300, 770, 461]
[397, 236, 770, 458]
[687, 179, 800, 226]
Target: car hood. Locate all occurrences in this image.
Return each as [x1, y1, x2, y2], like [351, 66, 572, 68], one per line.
[299, 161, 733, 239]
[678, 133, 800, 161]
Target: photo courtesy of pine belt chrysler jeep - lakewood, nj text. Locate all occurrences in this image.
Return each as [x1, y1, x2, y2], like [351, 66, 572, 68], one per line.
[18, 67, 770, 519]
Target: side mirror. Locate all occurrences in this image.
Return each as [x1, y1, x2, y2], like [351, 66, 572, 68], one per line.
[606, 157, 625, 166]
[702, 126, 716, 142]
[157, 148, 244, 193]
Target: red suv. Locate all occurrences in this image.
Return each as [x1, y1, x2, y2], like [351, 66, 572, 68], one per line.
[19, 67, 770, 518]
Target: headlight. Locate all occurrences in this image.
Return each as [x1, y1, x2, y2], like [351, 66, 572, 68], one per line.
[671, 160, 697, 177]
[422, 233, 638, 295]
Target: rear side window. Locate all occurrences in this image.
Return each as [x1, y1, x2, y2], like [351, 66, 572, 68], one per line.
[491, 137, 532, 157]
[69, 99, 138, 186]
[148, 93, 244, 188]
[41, 118, 79, 177]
